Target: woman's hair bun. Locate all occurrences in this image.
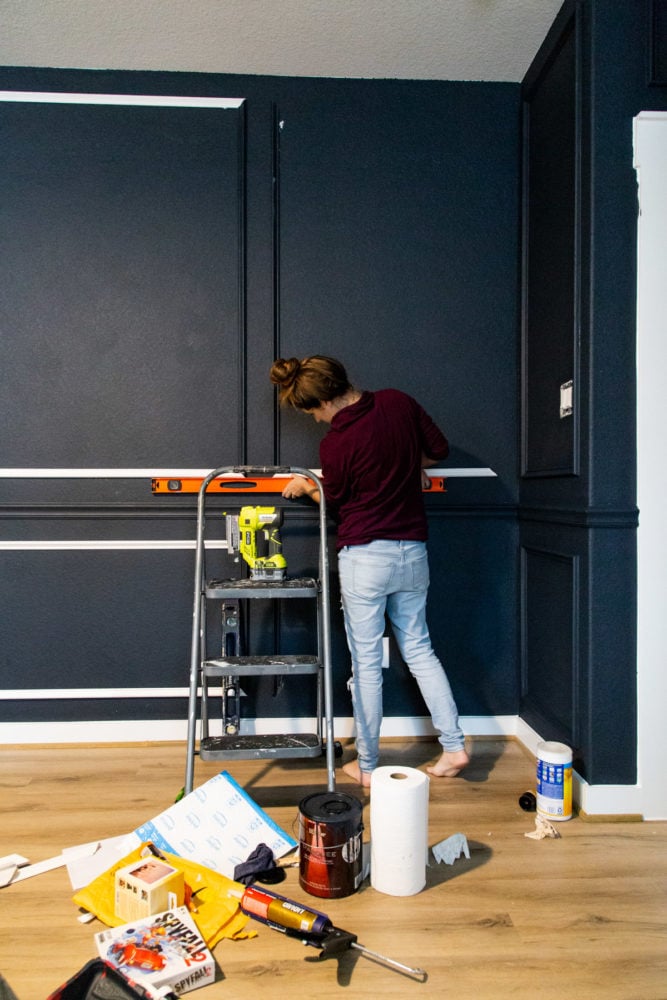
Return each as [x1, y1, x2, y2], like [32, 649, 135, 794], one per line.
[270, 357, 300, 387]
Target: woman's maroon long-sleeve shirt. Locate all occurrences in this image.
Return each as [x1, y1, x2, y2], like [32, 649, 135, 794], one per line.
[319, 388, 449, 550]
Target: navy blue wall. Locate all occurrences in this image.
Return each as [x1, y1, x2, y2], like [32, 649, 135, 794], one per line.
[0, 66, 520, 734]
[2, 0, 663, 786]
[519, 0, 667, 784]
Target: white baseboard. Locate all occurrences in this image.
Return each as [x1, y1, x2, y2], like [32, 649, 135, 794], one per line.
[513, 718, 646, 820]
[0, 714, 645, 819]
[0, 714, 519, 745]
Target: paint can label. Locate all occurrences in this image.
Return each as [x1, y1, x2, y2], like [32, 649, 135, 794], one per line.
[536, 759, 572, 820]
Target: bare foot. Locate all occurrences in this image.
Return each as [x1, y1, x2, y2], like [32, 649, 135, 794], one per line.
[426, 748, 470, 778]
[342, 759, 372, 787]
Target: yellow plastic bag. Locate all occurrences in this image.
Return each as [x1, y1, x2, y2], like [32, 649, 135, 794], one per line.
[72, 843, 256, 949]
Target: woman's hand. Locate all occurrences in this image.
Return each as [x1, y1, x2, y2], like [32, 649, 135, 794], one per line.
[282, 476, 319, 502]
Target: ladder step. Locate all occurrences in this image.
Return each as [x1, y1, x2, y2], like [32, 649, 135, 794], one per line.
[203, 654, 319, 677]
[205, 577, 318, 599]
[199, 732, 323, 760]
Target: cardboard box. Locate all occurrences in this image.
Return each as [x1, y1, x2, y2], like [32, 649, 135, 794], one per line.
[115, 857, 184, 922]
[95, 906, 215, 995]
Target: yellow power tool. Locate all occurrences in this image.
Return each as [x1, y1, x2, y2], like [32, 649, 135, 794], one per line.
[226, 505, 287, 580]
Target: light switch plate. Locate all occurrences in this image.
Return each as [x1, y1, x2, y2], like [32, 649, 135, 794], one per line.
[560, 380, 573, 418]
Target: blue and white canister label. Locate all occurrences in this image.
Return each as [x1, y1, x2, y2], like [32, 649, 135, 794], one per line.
[536, 741, 572, 821]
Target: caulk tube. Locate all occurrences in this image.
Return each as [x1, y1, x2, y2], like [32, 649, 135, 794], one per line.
[229, 884, 331, 935]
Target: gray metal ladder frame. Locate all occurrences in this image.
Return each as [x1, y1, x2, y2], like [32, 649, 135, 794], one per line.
[184, 465, 336, 795]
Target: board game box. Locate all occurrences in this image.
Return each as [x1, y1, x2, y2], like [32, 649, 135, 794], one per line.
[94, 906, 215, 996]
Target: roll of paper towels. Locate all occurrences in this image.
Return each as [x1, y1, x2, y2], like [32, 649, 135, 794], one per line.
[370, 765, 429, 896]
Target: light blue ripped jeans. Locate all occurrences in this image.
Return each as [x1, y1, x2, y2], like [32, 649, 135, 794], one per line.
[338, 539, 465, 774]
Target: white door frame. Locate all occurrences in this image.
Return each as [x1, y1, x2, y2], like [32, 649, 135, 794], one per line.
[633, 111, 667, 820]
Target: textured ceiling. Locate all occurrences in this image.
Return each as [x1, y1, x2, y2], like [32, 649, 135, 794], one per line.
[0, 0, 564, 83]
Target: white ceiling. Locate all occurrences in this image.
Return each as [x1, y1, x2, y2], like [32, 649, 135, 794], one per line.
[1, 0, 564, 83]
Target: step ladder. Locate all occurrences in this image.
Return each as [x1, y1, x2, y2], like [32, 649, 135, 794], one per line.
[184, 465, 336, 795]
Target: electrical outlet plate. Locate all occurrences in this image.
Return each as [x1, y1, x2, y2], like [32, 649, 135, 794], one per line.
[382, 636, 390, 669]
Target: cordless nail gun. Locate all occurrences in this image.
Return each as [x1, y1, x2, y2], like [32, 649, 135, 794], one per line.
[226, 506, 287, 580]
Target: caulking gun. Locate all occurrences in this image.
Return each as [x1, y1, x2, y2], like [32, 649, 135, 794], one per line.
[229, 884, 427, 982]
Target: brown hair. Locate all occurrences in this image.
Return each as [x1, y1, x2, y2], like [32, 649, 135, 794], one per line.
[269, 355, 352, 410]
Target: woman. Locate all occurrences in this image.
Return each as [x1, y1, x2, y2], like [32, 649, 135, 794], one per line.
[269, 355, 468, 787]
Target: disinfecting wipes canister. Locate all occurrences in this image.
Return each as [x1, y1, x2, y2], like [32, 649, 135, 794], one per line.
[536, 741, 572, 821]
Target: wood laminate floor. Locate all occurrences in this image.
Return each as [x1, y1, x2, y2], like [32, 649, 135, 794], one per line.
[1, 738, 666, 999]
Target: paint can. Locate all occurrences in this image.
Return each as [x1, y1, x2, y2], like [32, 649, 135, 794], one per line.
[536, 741, 573, 821]
[298, 791, 363, 899]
